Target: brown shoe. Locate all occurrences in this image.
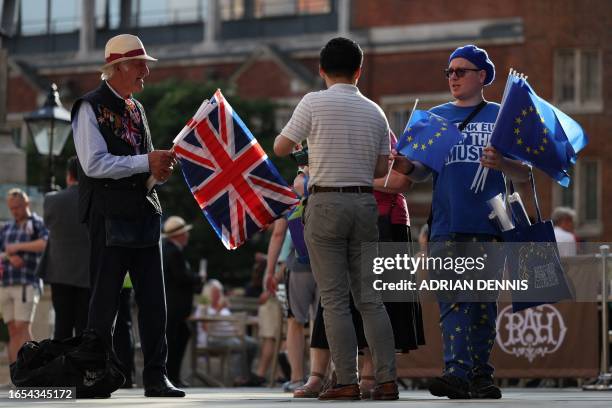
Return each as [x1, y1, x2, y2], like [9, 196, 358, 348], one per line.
[371, 381, 399, 400]
[318, 384, 360, 400]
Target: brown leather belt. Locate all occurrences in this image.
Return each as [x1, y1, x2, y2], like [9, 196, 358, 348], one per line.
[308, 185, 373, 194]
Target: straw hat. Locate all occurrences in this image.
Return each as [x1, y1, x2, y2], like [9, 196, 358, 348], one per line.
[101, 34, 157, 70]
[162, 216, 193, 238]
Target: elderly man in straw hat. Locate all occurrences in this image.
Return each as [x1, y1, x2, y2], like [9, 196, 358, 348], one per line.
[71, 34, 183, 397]
[161, 216, 202, 387]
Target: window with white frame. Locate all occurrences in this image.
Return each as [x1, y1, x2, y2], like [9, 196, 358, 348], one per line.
[553, 160, 601, 236]
[554, 49, 603, 113]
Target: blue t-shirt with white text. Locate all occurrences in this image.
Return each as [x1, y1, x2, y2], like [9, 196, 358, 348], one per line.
[428, 102, 505, 239]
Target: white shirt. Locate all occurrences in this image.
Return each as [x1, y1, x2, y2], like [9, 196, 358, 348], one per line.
[554, 226, 576, 257]
[194, 304, 235, 346]
[281, 83, 390, 187]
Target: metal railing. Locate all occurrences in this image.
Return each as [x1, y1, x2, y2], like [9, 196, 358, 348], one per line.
[583, 244, 612, 390]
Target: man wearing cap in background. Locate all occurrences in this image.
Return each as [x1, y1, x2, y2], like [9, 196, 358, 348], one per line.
[71, 34, 182, 397]
[393, 44, 528, 399]
[162, 216, 203, 387]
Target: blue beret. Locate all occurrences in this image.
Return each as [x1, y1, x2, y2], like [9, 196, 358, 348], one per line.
[449, 44, 495, 86]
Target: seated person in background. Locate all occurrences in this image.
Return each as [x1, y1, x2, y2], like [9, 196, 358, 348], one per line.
[195, 279, 258, 383]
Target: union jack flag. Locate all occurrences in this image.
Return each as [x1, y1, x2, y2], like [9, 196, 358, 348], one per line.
[174, 90, 299, 250]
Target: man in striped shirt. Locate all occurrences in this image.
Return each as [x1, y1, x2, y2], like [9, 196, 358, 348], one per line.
[274, 37, 397, 401]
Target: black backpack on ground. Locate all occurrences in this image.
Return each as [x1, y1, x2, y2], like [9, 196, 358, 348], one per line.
[10, 329, 125, 398]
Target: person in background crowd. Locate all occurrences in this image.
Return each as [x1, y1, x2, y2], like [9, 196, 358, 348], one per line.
[265, 169, 319, 393]
[0, 189, 47, 365]
[551, 207, 577, 257]
[245, 222, 285, 386]
[162, 216, 203, 387]
[195, 279, 259, 382]
[38, 156, 90, 340]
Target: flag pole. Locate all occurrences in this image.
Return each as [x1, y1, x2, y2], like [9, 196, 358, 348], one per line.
[384, 98, 419, 188]
[471, 69, 516, 193]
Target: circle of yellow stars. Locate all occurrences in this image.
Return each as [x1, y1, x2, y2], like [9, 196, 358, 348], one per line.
[514, 105, 549, 156]
[405, 116, 450, 152]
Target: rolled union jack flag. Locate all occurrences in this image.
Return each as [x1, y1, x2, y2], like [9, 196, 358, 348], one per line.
[173, 90, 299, 250]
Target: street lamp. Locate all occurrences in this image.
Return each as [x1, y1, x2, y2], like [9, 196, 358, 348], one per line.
[24, 83, 71, 192]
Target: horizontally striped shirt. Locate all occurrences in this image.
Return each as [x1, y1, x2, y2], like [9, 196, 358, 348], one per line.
[281, 83, 390, 187]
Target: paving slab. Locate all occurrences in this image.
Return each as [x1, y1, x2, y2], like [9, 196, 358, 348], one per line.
[1, 387, 612, 408]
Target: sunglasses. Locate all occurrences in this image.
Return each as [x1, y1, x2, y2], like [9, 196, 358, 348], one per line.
[444, 67, 482, 79]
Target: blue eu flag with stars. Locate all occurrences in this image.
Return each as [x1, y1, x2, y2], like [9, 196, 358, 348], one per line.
[490, 75, 588, 187]
[396, 110, 463, 173]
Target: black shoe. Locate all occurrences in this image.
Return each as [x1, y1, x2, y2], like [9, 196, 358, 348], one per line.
[236, 373, 267, 387]
[278, 352, 291, 380]
[144, 376, 186, 397]
[429, 374, 471, 399]
[470, 375, 501, 399]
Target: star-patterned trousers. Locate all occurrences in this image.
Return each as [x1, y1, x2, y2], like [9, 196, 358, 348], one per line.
[432, 233, 502, 380]
[439, 301, 497, 380]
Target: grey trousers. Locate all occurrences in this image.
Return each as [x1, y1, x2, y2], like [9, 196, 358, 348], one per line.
[304, 192, 396, 385]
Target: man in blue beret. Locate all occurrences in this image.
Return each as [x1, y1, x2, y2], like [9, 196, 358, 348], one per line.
[393, 45, 529, 399]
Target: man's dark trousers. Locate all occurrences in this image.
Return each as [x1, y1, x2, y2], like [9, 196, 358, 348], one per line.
[51, 283, 90, 339]
[113, 287, 135, 385]
[86, 212, 168, 386]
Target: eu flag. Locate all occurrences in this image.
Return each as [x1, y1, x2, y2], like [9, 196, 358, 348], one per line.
[490, 75, 588, 187]
[396, 110, 463, 173]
